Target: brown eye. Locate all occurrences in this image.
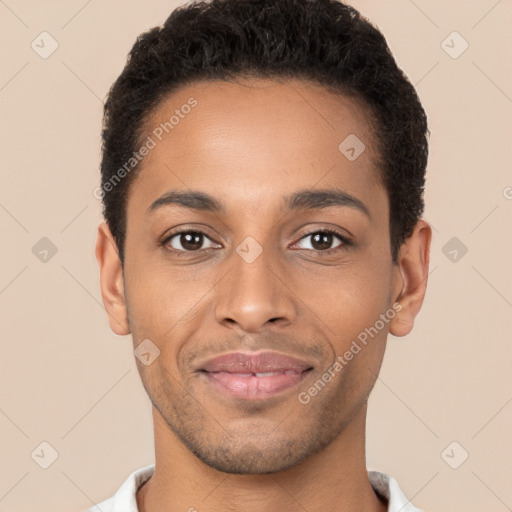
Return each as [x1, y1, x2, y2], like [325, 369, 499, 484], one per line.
[165, 230, 218, 252]
[292, 229, 352, 254]
[310, 232, 336, 251]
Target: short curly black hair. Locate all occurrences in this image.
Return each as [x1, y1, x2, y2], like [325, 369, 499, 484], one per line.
[99, 0, 428, 264]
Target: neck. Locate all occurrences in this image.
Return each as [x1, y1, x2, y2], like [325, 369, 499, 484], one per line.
[137, 404, 387, 512]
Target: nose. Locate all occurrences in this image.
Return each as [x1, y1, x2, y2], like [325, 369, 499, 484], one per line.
[214, 248, 297, 333]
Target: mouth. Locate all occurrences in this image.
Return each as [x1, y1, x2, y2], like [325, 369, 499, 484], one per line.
[197, 351, 314, 400]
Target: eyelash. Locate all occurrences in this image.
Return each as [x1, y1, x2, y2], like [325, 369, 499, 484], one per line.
[295, 229, 353, 256]
[161, 228, 353, 256]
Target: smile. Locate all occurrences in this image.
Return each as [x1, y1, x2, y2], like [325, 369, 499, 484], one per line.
[197, 351, 314, 400]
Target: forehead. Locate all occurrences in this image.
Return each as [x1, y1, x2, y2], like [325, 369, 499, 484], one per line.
[130, 77, 385, 215]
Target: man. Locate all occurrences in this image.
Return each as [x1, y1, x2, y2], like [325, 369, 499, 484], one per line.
[90, 0, 431, 510]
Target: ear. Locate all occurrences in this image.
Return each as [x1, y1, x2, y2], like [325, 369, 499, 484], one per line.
[389, 219, 432, 337]
[95, 222, 131, 335]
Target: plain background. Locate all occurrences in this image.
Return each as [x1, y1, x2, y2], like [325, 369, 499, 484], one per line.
[1, 1, 511, 511]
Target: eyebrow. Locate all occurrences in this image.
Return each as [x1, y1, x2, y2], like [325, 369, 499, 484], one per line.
[148, 188, 371, 219]
[283, 189, 371, 219]
[148, 190, 225, 214]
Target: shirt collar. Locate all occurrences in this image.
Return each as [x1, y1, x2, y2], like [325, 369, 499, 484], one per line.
[94, 465, 422, 512]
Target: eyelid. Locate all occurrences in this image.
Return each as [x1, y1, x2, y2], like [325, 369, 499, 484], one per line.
[161, 227, 222, 253]
[293, 227, 352, 244]
[289, 228, 353, 253]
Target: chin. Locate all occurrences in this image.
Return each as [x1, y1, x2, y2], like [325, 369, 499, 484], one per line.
[194, 447, 305, 475]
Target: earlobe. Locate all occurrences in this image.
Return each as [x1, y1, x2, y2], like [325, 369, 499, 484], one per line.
[95, 222, 131, 335]
[389, 219, 432, 338]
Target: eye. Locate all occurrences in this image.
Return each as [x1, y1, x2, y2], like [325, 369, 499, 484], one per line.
[293, 230, 351, 253]
[163, 229, 220, 253]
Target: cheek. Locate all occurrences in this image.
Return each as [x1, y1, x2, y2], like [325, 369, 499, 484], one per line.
[295, 262, 392, 338]
[124, 258, 215, 346]
[298, 266, 391, 386]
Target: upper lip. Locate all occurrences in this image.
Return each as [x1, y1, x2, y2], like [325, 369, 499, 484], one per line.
[199, 351, 314, 374]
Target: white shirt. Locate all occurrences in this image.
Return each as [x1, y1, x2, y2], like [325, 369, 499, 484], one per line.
[84, 465, 423, 511]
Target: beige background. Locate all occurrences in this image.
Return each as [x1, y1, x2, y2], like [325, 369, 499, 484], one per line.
[1, 1, 511, 511]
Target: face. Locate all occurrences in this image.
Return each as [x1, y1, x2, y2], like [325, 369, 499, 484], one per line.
[99, 78, 419, 474]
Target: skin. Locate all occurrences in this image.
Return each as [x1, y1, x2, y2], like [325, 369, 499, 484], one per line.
[96, 77, 431, 512]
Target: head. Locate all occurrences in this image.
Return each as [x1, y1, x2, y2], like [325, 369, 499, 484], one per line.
[96, 0, 431, 475]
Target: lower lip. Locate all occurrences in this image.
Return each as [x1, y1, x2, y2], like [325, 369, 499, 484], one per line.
[202, 370, 311, 400]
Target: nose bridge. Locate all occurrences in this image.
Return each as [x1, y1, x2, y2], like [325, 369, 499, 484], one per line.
[214, 239, 296, 332]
